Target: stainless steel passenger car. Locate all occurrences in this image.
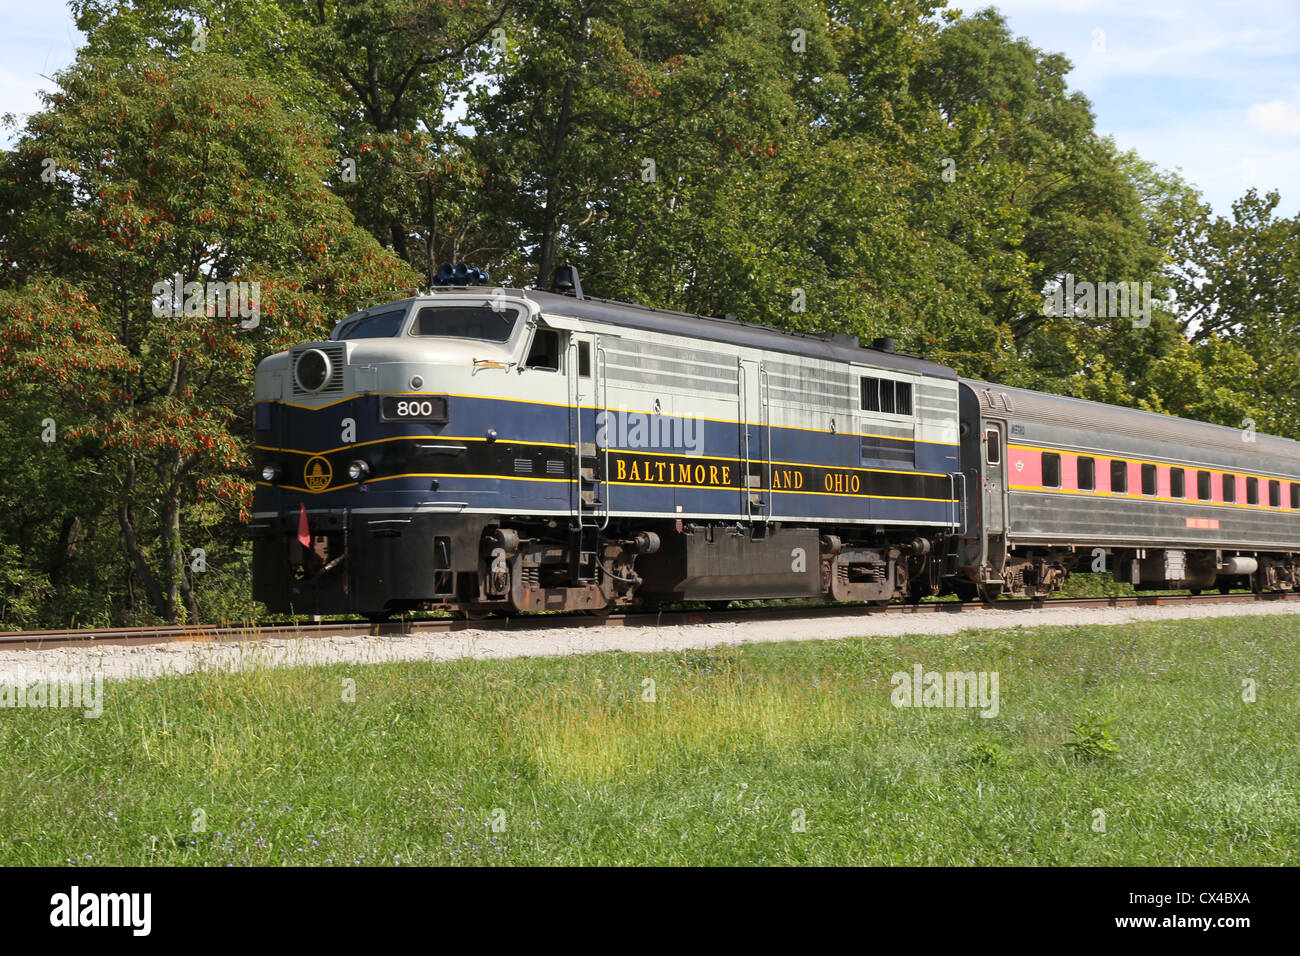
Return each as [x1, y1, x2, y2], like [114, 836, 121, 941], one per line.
[957, 381, 1300, 598]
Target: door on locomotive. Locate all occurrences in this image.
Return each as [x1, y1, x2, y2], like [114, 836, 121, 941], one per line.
[567, 331, 608, 528]
[738, 357, 770, 523]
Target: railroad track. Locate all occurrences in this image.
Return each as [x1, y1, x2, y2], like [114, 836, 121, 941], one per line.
[1, 590, 1296, 651]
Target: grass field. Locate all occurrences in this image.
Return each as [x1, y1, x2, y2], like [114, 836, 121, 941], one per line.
[1, 613, 1297, 865]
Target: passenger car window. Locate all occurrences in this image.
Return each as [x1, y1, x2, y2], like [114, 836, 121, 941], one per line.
[985, 427, 1001, 465]
[1077, 457, 1095, 491]
[525, 329, 561, 371]
[1110, 460, 1128, 494]
[1170, 468, 1185, 499]
[1269, 480, 1281, 507]
[1223, 473, 1236, 503]
[1197, 470, 1211, 500]
[1141, 463, 1157, 496]
[1041, 452, 1061, 488]
[1246, 477, 1259, 505]
[1292, 483, 1300, 510]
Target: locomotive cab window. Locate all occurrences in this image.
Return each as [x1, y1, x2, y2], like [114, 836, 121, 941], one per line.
[1197, 470, 1212, 500]
[1269, 480, 1281, 508]
[1041, 452, 1061, 488]
[1077, 456, 1095, 491]
[1141, 463, 1157, 497]
[411, 305, 518, 342]
[1223, 473, 1237, 503]
[577, 341, 591, 377]
[525, 328, 562, 371]
[1110, 460, 1128, 494]
[336, 308, 407, 340]
[1247, 477, 1259, 505]
[1170, 468, 1185, 499]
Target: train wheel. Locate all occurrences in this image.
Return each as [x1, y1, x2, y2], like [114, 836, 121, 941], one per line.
[977, 583, 1003, 605]
[1219, 582, 1232, 594]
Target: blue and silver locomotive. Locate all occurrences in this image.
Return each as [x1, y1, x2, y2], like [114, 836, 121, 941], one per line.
[251, 267, 1300, 617]
[250, 269, 963, 617]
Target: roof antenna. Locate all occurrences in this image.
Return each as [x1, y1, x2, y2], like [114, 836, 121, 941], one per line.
[551, 265, 584, 299]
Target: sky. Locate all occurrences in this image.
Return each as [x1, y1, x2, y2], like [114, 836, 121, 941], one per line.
[0, 0, 1296, 218]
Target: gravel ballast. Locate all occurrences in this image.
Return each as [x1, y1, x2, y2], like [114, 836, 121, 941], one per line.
[1, 601, 1297, 684]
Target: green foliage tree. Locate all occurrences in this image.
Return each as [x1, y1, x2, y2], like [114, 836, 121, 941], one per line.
[0, 54, 416, 624]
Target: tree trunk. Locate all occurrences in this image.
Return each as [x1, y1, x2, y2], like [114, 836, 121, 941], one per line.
[162, 492, 183, 625]
[534, 76, 575, 287]
[118, 460, 169, 620]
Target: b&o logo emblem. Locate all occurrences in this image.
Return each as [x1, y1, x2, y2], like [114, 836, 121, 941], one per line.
[304, 456, 332, 492]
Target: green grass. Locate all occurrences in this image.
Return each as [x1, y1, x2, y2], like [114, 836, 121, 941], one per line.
[1, 613, 1296, 865]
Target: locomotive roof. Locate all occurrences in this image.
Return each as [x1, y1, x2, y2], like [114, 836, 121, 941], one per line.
[520, 289, 957, 380]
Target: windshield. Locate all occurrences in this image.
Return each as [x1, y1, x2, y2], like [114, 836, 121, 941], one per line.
[411, 306, 517, 342]
[335, 308, 407, 339]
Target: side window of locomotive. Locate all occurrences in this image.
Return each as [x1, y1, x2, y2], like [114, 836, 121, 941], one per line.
[878, 379, 895, 414]
[860, 377, 912, 416]
[985, 427, 1001, 465]
[1041, 452, 1061, 488]
[1170, 468, 1185, 499]
[411, 306, 517, 342]
[1269, 480, 1281, 508]
[578, 341, 591, 377]
[1292, 483, 1300, 510]
[1110, 460, 1128, 494]
[525, 328, 561, 371]
[336, 308, 407, 339]
[1222, 473, 1237, 503]
[1246, 476, 1259, 505]
[1077, 456, 1095, 491]
[861, 377, 880, 412]
[895, 382, 912, 416]
[1141, 463, 1157, 496]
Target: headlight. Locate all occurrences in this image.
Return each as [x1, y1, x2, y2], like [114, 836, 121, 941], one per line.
[294, 348, 331, 392]
[261, 463, 281, 482]
[347, 460, 370, 482]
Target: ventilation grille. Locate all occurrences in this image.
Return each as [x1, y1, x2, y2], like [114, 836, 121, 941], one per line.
[290, 343, 346, 396]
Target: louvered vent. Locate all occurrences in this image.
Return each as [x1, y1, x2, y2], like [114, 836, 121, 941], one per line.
[546, 460, 565, 475]
[290, 343, 346, 396]
[514, 459, 532, 474]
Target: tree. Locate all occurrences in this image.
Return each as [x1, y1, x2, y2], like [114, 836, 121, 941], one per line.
[0, 54, 417, 624]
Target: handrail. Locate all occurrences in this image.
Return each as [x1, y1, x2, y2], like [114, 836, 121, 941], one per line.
[738, 358, 750, 522]
[598, 341, 611, 531]
[759, 361, 771, 524]
[570, 338, 584, 528]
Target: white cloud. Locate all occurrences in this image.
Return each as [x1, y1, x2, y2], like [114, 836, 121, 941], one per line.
[1248, 99, 1300, 136]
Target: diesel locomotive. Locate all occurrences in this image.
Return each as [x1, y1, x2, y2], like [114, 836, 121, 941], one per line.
[250, 268, 1300, 617]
